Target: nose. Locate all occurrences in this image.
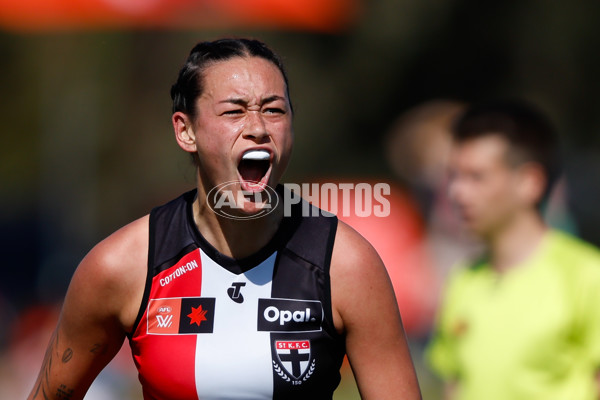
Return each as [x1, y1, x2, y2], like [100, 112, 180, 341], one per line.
[243, 111, 270, 143]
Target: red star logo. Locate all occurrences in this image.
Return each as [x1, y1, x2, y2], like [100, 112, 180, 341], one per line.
[187, 305, 208, 326]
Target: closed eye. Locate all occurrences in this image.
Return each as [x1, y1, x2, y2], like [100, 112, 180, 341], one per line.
[222, 109, 243, 115]
[264, 107, 285, 114]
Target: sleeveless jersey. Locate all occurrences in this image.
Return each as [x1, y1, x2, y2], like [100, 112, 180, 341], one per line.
[128, 189, 345, 400]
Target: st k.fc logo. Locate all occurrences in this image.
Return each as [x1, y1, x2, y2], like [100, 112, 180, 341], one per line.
[273, 340, 316, 385]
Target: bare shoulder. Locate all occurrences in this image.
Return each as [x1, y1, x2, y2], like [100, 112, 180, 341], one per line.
[331, 219, 383, 271]
[69, 215, 150, 331]
[84, 215, 149, 272]
[330, 220, 393, 332]
[330, 220, 388, 294]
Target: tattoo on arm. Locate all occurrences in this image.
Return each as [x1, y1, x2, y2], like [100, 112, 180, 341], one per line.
[31, 333, 111, 399]
[56, 384, 74, 400]
[31, 330, 58, 399]
[41, 385, 50, 400]
[31, 331, 77, 399]
[61, 348, 73, 363]
[90, 343, 108, 356]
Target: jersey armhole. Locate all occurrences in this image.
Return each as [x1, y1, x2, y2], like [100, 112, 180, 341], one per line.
[126, 212, 155, 339]
[323, 216, 342, 342]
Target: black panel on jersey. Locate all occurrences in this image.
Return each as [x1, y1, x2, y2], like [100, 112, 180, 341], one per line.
[150, 190, 199, 274]
[269, 197, 343, 400]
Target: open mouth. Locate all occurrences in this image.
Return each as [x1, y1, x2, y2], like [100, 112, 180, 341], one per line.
[237, 149, 272, 190]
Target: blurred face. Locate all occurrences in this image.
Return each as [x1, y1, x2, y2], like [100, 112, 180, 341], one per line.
[448, 135, 528, 238]
[175, 56, 293, 216]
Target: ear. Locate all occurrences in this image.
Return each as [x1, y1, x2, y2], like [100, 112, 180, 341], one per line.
[172, 112, 196, 153]
[517, 163, 547, 206]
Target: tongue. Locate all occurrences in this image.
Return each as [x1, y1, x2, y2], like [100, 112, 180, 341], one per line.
[238, 160, 265, 184]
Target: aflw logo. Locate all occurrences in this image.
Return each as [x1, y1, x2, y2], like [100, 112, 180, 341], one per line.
[148, 297, 216, 335]
[156, 314, 173, 328]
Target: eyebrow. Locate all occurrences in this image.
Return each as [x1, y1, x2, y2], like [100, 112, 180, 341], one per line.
[219, 95, 287, 106]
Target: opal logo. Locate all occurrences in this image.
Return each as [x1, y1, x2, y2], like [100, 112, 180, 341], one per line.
[258, 299, 322, 332]
[264, 306, 313, 325]
[206, 180, 279, 220]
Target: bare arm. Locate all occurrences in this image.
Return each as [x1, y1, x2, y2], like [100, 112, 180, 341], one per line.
[28, 216, 148, 400]
[331, 221, 422, 400]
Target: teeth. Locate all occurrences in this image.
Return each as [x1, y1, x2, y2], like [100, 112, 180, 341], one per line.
[242, 150, 270, 161]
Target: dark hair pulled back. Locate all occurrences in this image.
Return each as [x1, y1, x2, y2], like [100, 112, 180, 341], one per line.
[170, 38, 292, 119]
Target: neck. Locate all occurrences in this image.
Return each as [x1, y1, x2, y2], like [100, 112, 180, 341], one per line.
[486, 210, 547, 273]
[192, 184, 284, 259]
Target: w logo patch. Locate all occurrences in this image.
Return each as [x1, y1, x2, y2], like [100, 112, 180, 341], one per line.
[147, 297, 215, 335]
[156, 314, 173, 328]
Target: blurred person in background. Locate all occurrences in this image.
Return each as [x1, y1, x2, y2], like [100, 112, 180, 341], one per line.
[426, 99, 600, 400]
[384, 99, 480, 288]
[27, 37, 421, 400]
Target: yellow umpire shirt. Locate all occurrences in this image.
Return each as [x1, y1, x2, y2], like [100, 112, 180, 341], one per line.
[427, 230, 600, 400]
